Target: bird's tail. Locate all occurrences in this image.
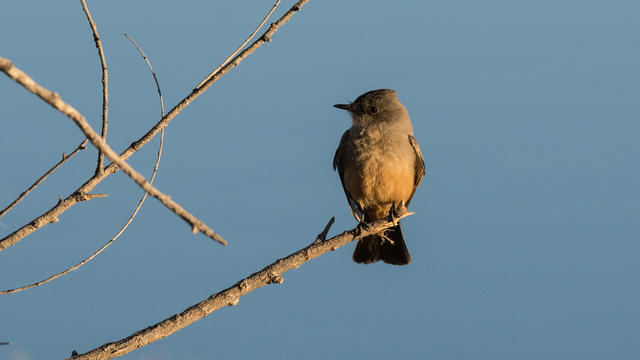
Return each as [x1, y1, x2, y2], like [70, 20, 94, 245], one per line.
[352, 222, 411, 265]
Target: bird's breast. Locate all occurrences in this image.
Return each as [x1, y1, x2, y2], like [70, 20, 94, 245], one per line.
[343, 130, 415, 213]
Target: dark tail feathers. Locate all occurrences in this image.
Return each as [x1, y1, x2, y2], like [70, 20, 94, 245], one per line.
[352, 223, 411, 265]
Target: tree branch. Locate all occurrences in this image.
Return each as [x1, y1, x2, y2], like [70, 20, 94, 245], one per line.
[69, 210, 412, 360]
[80, 0, 109, 175]
[0, 132, 164, 295]
[0, 57, 225, 245]
[1, 35, 166, 296]
[196, 0, 280, 89]
[0, 0, 311, 251]
[0, 139, 88, 221]
[123, 34, 164, 117]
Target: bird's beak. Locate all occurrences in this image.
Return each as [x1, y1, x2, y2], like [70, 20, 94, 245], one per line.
[333, 103, 351, 111]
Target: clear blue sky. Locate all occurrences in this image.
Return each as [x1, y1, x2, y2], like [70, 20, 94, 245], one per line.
[1, 0, 639, 359]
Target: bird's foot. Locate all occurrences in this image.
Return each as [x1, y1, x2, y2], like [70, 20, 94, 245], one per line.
[355, 221, 372, 237]
[388, 202, 410, 223]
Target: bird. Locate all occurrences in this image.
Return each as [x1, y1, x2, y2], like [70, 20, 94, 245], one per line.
[333, 89, 425, 265]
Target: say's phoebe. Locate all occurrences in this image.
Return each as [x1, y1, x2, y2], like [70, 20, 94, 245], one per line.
[333, 89, 425, 265]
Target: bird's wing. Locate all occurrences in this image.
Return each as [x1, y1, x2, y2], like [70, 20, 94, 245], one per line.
[407, 134, 426, 205]
[334, 129, 365, 222]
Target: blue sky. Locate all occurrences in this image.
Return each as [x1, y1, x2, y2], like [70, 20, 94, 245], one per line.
[1, 0, 639, 359]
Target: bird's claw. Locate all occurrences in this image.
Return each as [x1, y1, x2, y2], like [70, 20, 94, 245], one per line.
[388, 202, 409, 223]
[355, 222, 372, 237]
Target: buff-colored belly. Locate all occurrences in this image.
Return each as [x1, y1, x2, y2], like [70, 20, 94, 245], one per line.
[344, 152, 414, 220]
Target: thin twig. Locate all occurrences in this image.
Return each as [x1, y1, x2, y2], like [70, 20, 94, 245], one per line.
[0, 139, 88, 221]
[68, 210, 412, 360]
[314, 216, 335, 243]
[123, 34, 164, 117]
[196, 0, 280, 89]
[80, 0, 109, 175]
[1, 36, 167, 296]
[0, 57, 225, 246]
[0, 0, 310, 252]
[0, 132, 164, 296]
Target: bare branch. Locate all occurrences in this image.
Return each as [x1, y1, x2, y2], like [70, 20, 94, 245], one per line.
[79, 0, 109, 175]
[0, 223, 114, 294]
[0, 132, 164, 295]
[0, 0, 310, 251]
[0, 57, 225, 245]
[123, 34, 164, 117]
[1, 36, 167, 296]
[196, 0, 280, 89]
[195, 0, 309, 93]
[68, 211, 412, 360]
[314, 216, 335, 243]
[0, 139, 88, 221]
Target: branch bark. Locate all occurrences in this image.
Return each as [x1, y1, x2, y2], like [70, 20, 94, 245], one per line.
[69, 210, 412, 360]
[80, 0, 109, 175]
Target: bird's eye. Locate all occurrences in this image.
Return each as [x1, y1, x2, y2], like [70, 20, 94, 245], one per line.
[369, 106, 379, 114]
